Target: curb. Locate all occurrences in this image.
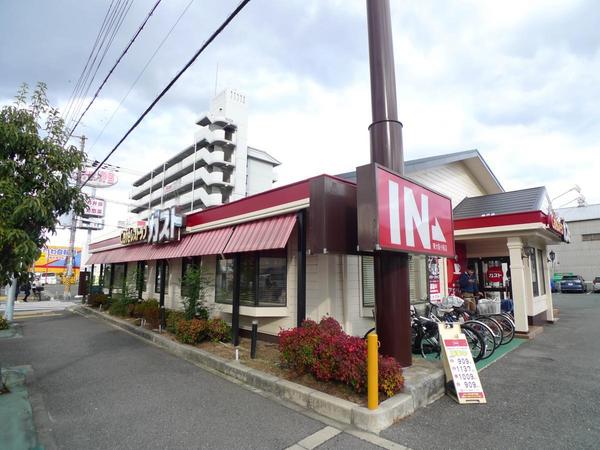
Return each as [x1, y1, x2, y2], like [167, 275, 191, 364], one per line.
[74, 306, 444, 433]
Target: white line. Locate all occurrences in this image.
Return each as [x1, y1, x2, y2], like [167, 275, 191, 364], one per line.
[287, 426, 341, 450]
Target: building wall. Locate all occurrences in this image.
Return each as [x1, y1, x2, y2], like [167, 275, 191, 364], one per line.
[246, 157, 276, 196]
[548, 218, 600, 282]
[409, 161, 487, 207]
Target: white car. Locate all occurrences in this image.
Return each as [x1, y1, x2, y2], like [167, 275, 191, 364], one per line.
[594, 277, 600, 293]
[40, 273, 57, 285]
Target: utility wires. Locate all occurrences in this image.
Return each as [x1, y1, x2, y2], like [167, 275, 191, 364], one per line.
[67, 0, 163, 138]
[81, 0, 252, 189]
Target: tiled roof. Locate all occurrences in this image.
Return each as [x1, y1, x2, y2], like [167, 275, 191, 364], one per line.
[453, 186, 548, 219]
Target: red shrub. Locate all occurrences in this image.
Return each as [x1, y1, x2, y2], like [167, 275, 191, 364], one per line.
[176, 318, 208, 344]
[278, 317, 404, 397]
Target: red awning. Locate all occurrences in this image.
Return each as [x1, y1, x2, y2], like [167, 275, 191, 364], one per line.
[223, 214, 296, 253]
[180, 227, 234, 257]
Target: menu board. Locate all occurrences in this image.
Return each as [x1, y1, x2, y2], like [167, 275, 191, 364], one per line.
[439, 323, 486, 404]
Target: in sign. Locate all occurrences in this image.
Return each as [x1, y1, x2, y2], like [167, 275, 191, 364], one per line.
[357, 164, 455, 258]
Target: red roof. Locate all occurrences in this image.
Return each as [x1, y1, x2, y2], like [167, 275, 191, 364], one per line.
[223, 214, 296, 253]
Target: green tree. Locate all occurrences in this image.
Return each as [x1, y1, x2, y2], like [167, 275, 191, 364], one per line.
[0, 82, 87, 286]
[181, 264, 209, 320]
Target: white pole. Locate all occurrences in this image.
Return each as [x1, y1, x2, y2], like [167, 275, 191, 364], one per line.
[4, 278, 17, 321]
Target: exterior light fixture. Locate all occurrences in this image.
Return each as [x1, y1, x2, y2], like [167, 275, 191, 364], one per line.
[549, 250, 556, 262]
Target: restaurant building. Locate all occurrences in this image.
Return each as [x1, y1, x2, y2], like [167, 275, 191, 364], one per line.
[87, 149, 568, 343]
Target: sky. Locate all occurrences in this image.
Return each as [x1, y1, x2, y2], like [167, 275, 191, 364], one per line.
[1, 0, 599, 257]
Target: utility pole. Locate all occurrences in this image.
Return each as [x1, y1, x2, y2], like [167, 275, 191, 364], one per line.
[64, 135, 86, 301]
[365, 0, 411, 365]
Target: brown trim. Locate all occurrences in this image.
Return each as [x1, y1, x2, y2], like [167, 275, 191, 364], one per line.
[528, 311, 548, 326]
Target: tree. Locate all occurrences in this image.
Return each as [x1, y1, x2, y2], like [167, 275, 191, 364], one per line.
[181, 264, 209, 320]
[0, 82, 87, 286]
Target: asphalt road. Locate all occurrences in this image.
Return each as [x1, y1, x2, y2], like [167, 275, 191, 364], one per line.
[381, 293, 600, 449]
[0, 312, 332, 449]
[3, 293, 599, 449]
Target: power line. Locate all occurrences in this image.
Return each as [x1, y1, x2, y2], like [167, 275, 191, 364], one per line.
[68, 0, 163, 138]
[67, 0, 134, 130]
[81, 0, 252, 189]
[87, 0, 195, 155]
[63, 0, 119, 124]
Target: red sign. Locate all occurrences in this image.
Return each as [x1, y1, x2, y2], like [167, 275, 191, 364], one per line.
[357, 164, 454, 258]
[81, 168, 118, 188]
[486, 267, 503, 282]
[84, 197, 106, 218]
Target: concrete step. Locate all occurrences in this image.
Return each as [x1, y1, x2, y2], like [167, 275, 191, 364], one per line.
[515, 325, 544, 340]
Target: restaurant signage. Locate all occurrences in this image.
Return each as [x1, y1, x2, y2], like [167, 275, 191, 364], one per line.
[148, 207, 183, 244]
[120, 226, 148, 245]
[547, 212, 570, 243]
[357, 163, 455, 258]
[84, 197, 106, 218]
[81, 167, 118, 188]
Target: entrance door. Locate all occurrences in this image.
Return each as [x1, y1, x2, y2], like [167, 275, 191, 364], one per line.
[468, 257, 512, 300]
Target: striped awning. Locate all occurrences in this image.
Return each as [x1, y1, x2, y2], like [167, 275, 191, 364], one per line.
[223, 214, 296, 253]
[180, 226, 234, 257]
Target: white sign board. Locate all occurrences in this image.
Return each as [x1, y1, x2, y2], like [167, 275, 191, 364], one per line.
[81, 168, 118, 188]
[147, 207, 183, 244]
[439, 323, 486, 404]
[76, 218, 105, 231]
[84, 197, 106, 217]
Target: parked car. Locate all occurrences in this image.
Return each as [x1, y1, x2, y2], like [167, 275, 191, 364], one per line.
[593, 277, 600, 293]
[560, 275, 587, 293]
[39, 272, 58, 285]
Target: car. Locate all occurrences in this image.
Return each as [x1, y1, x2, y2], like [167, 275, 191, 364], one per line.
[593, 277, 600, 293]
[39, 272, 57, 285]
[559, 275, 587, 293]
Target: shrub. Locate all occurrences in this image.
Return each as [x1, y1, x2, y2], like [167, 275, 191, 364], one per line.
[166, 310, 186, 334]
[108, 299, 129, 317]
[207, 318, 231, 342]
[0, 316, 9, 330]
[88, 293, 109, 308]
[175, 318, 208, 344]
[278, 317, 404, 397]
[142, 299, 160, 329]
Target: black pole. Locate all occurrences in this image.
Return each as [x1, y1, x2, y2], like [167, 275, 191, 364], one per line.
[366, 0, 411, 366]
[90, 264, 95, 295]
[108, 263, 115, 298]
[296, 210, 307, 327]
[250, 320, 258, 359]
[232, 254, 241, 346]
[159, 260, 166, 330]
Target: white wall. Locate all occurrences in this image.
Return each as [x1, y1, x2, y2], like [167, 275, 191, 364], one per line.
[246, 157, 276, 196]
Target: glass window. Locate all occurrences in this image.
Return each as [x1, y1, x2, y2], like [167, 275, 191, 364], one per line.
[215, 257, 234, 304]
[155, 260, 169, 294]
[538, 249, 546, 295]
[239, 254, 257, 306]
[181, 257, 200, 293]
[103, 264, 111, 290]
[137, 261, 148, 296]
[112, 263, 127, 294]
[362, 256, 375, 307]
[530, 252, 539, 297]
[258, 255, 287, 306]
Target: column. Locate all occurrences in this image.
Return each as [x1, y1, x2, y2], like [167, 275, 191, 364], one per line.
[545, 255, 555, 322]
[507, 237, 529, 333]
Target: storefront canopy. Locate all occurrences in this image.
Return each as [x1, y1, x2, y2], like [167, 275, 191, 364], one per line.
[223, 214, 296, 253]
[87, 214, 297, 265]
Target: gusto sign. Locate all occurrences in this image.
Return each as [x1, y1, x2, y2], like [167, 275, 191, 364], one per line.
[357, 164, 455, 258]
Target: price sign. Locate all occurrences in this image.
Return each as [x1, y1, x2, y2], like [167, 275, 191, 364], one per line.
[439, 323, 486, 404]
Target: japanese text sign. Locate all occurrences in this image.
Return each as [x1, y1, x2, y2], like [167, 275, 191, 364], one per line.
[357, 163, 455, 257]
[84, 197, 106, 218]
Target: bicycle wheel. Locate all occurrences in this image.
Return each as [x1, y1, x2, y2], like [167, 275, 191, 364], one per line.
[476, 316, 503, 348]
[460, 323, 485, 362]
[464, 320, 496, 359]
[420, 320, 441, 357]
[491, 314, 515, 345]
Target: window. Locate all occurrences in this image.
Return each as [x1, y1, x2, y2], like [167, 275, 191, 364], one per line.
[137, 261, 148, 297]
[215, 257, 234, 304]
[215, 252, 287, 306]
[181, 257, 200, 294]
[530, 251, 539, 297]
[155, 260, 169, 294]
[582, 233, 600, 241]
[537, 249, 546, 295]
[112, 263, 127, 294]
[362, 256, 375, 307]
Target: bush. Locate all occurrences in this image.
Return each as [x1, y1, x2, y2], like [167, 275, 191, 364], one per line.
[278, 317, 404, 397]
[0, 316, 9, 330]
[142, 299, 160, 329]
[166, 310, 186, 334]
[181, 264, 210, 320]
[88, 293, 109, 308]
[175, 318, 208, 344]
[207, 318, 231, 342]
[108, 299, 129, 317]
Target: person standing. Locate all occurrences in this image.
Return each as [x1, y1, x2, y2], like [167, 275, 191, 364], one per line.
[21, 278, 31, 302]
[459, 265, 481, 313]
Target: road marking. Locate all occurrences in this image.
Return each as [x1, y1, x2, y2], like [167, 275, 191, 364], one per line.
[287, 426, 341, 449]
[346, 428, 411, 450]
